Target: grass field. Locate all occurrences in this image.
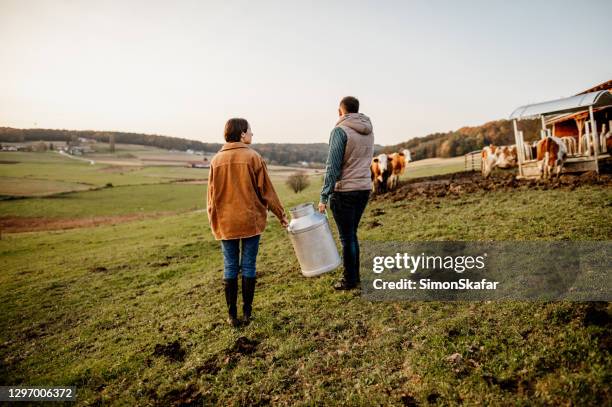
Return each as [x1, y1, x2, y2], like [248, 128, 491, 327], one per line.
[0, 149, 610, 405]
[402, 155, 481, 180]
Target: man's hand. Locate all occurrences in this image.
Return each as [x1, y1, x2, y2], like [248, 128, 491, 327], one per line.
[280, 214, 289, 228]
[318, 202, 327, 213]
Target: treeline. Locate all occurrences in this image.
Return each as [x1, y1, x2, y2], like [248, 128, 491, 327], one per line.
[379, 119, 540, 160]
[0, 127, 223, 153]
[0, 127, 334, 164]
[1, 118, 542, 164]
[250, 143, 330, 165]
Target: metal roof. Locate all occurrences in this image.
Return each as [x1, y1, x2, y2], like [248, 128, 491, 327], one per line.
[509, 90, 612, 120]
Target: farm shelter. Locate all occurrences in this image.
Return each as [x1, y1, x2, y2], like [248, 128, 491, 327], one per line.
[510, 80, 612, 178]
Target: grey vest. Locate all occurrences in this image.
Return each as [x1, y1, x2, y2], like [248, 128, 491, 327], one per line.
[334, 125, 374, 192]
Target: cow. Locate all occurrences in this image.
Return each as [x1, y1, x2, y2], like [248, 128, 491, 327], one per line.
[536, 136, 567, 180]
[387, 153, 401, 190]
[481, 144, 518, 178]
[402, 149, 412, 163]
[386, 149, 413, 190]
[386, 151, 407, 190]
[371, 154, 392, 193]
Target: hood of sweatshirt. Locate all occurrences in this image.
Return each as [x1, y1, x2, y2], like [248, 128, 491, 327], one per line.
[336, 113, 373, 135]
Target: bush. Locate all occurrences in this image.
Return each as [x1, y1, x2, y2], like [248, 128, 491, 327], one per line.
[31, 141, 49, 152]
[286, 172, 310, 193]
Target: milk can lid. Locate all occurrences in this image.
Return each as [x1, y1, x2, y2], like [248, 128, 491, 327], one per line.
[287, 212, 327, 234]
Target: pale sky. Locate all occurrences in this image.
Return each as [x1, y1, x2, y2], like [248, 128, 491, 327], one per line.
[1, 0, 610, 145]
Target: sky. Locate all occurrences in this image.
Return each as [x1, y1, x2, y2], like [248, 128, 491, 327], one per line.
[1, 0, 611, 146]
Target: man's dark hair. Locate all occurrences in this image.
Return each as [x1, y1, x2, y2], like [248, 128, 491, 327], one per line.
[340, 96, 359, 113]
[223, 118, 249, 142]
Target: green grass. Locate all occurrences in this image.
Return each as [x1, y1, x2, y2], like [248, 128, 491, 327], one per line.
[0, 152, 210, 196]
[365, 186, 611, 240]
[0, 176, 321, 219]
[403, 155, 481, 179]
[1, 178, 610, 405]
[0, 184, 204, 218]
[0, 177, 92, 197]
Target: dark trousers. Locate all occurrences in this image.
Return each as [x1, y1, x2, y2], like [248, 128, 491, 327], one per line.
[329, 190, 370, 284]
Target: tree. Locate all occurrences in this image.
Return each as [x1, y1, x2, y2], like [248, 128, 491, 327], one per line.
[109, 133, 116, 153]
[68, 134, 79, 147]
[31, 141, 48, 152]
[286, 172, 310, 193]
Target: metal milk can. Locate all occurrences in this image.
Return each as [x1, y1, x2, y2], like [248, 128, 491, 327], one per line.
[287, 203, 341, 277]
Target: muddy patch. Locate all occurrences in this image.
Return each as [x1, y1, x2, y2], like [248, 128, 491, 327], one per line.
[153, 340, 187, 362]
[223, 337, 259, 366]
[582, 302, 611, 327]
[0, 211, 177, 233]
[195, 357, 221, 375]
[374, 171, 612, 203]
[366, 220, 382, 229]
[98, 165, 140, 173]
[158, 383, 204, 407]
[228, 336, 259, 355]
[172, 179, 208, 185]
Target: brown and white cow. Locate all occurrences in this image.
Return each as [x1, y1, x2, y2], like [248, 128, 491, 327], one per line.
[386, 149, 413, 190]
[536, 136, 567, 180]
[371, 154, 392, 193]
[402, 149, 412, 164]
[481, 144, 518, 178]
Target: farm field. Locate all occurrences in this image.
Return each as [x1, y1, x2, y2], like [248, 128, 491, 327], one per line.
[0, 151, 210, 194]
[401, 155, 480, 180]
[0, 150, 610, 405]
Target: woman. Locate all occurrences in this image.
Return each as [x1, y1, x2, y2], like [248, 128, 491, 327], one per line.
[207, 118, 288, 327]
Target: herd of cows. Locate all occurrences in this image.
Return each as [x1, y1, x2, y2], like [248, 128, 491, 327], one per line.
[369, 131, 612, 193]
[481, 137, 568, 180]
[482, 132, 612, 181]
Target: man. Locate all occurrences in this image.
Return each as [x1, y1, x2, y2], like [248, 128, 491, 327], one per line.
[318, 96, 374, 290]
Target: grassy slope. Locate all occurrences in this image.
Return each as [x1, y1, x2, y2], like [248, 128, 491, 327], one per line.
[0, 151, 210, 197]
[0, 184, 206, 218]
[1, 177, 610, 405]
[0, 174, 317, 219]
[402, 156, 481, 180]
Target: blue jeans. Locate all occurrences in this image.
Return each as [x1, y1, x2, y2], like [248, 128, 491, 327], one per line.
[221, 235, 261, 279]
[329, 190, 370, 284]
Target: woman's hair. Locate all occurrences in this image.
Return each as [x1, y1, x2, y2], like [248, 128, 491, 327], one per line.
[224, 118, 249, 142]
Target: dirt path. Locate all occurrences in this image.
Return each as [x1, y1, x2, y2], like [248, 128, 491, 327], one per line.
[374, 171, 612, 203]
[0, 211, 178, 233]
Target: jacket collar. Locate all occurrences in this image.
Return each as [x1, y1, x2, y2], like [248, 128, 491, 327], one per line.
[220, 142, 249, 152]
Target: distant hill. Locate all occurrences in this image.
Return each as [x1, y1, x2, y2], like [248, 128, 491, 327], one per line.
[378, 119, 541, 160]
[1, 118, 542, 165]
[0, 127, 222, 154]
[0, 127, 333, 165]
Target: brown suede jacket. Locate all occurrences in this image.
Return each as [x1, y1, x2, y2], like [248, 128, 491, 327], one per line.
[206, 142, 285, 240]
